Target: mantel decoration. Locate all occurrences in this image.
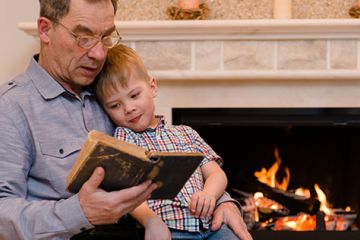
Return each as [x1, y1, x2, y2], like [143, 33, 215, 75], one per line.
[167, 0, 209, 20]
[349, 0, 360, 18]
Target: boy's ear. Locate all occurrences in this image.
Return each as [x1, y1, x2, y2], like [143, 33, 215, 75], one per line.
[37, 17, 52, 43]
[149, 77, 158, 97]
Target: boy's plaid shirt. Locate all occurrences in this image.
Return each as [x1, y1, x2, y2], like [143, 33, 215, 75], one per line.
[114, 116, 223, 232]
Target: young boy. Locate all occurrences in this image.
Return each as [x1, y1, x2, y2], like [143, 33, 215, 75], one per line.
[94, 44, 239, 240]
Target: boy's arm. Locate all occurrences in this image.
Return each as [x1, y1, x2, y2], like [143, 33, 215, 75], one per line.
[189, 161, 228, 218]
[201, 161, 228, 199]
[130, 202, 171, 240]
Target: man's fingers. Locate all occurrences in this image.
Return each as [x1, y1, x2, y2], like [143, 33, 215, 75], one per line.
[113, 180, 156, 204]
[220, 203, 254, 240]
[84, 167, 105, 191]
[122, 180, 155, 197]
[113, 181, 157, 214]
[210, 207, 223, 231]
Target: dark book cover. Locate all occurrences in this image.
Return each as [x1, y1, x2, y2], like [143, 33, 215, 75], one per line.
[66, 130, 204, 199]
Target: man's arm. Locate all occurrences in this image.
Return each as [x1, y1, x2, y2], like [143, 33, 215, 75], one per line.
[0, 105, 156, 239]
[0, 108, 91, 239]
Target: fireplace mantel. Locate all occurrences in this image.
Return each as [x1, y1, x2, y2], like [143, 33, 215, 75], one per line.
[18, 19, 360, 81]
[18, 19, 360, 120]
[18, 19, 360, 40]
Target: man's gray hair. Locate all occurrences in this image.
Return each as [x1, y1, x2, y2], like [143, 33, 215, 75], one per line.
[39, 0, 118, 22]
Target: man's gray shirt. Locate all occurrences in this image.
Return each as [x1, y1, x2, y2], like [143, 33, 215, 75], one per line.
[0, 56, 114, 239]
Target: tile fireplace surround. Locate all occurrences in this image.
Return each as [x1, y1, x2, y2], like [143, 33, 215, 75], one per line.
[19, 19, 360, 122]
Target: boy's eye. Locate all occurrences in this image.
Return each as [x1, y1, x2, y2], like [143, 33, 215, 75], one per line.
[109, 103, 121, 109]
[131, 92, 140, 98]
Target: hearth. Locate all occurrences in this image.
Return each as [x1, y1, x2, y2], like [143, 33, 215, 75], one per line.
[172, 108, 360, 239]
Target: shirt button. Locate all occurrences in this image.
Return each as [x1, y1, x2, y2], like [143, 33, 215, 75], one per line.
[59, 148, 64, 154]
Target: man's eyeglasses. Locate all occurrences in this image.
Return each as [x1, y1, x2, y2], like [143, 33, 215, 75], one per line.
[55, 22, 122, 49]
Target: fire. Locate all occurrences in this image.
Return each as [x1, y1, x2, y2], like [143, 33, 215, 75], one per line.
[254, 147, 290, 191]
[314, 183, 332, 215]
[252, 147, 356, 231]
[295, 187, 311, 198]
[254, 192, 285, 211]
[274, 213, 316, 231]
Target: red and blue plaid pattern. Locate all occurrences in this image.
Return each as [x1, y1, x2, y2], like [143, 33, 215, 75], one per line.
[114, 116, 222, 232]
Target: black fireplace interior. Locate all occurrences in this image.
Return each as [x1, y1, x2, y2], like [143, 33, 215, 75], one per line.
[172, 108, 360, 239]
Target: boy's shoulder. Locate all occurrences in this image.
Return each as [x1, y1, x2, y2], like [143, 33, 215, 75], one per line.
[166, 123, 194, 132]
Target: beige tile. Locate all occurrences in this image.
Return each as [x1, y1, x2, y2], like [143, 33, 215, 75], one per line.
[116, 0, 356, 20]
[195, 41, 221, 71]
[330, 40, 357, 69]
[292, 0, 355, 19]
[207, 0, 272, 19]
[116, 0, 273, 20]
[224, 41, 274, 70]
[278, 40, 327, 70]
[135, 41, 191, 70]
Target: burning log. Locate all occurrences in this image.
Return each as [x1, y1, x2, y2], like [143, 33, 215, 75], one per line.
[230, 175, 320, 215]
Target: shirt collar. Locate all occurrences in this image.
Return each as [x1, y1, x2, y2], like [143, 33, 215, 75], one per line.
[145, 115, 166, 131]
[27, 55, 93, 100]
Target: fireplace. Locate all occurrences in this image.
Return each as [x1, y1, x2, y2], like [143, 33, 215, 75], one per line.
[172, 107, 360, 239]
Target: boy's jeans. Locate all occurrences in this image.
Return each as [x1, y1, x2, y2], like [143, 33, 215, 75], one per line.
[170, 224, 238, 240]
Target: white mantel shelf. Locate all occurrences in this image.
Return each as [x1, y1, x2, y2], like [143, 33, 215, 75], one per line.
[149, 70, 360, 81]
[18, 19, 360, 81]
[18, 19, 360, 40]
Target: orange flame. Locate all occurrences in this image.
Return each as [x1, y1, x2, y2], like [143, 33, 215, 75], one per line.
[254, 147, 290, 191]
[314, 184, 332, 215]
[274, 213, 316, 231]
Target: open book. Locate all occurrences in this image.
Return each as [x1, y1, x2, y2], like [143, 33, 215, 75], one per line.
[66, 130, 204, 199]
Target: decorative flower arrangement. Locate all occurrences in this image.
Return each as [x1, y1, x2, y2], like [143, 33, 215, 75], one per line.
[167, 0, 209, 20]
[349, 0, 360, 18]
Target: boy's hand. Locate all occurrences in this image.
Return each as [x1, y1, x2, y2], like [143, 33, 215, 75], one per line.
[189, 191, 216, 218]
[143, 215, 171, 240]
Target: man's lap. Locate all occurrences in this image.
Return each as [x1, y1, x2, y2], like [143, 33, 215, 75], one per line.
[170, 224, 238, 240]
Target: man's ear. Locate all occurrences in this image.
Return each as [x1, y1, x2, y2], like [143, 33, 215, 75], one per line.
[37, 17, 52, 43]
[149, 77, 158, 97]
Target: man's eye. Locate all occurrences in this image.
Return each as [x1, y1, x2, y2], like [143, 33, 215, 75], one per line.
[78, 36, 95, 48]
[78, 37, 91, 44]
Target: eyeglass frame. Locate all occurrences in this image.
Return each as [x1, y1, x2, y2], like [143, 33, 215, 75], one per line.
[54, 21, 122, 49]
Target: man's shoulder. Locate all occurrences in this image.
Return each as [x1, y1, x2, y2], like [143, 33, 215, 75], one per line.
[0, 74, 35, 113]
[0, 74, 33, 100]
[0, 80, 17, 96]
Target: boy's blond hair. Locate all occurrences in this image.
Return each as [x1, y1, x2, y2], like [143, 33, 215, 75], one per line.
[95, 44, 151, 102]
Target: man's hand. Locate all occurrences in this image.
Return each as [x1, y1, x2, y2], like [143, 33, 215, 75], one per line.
[78, 167, 157, 225]
[211, 202, 253, 240]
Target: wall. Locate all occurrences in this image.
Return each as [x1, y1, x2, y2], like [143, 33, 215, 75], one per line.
[116, 0, 357, 20]
[0, 0, 39, 84]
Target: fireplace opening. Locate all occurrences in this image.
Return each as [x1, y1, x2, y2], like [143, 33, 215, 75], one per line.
[172, 108, 360, 239]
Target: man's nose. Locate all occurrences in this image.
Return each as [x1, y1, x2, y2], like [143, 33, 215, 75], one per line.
[87, 42, 108, 61]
